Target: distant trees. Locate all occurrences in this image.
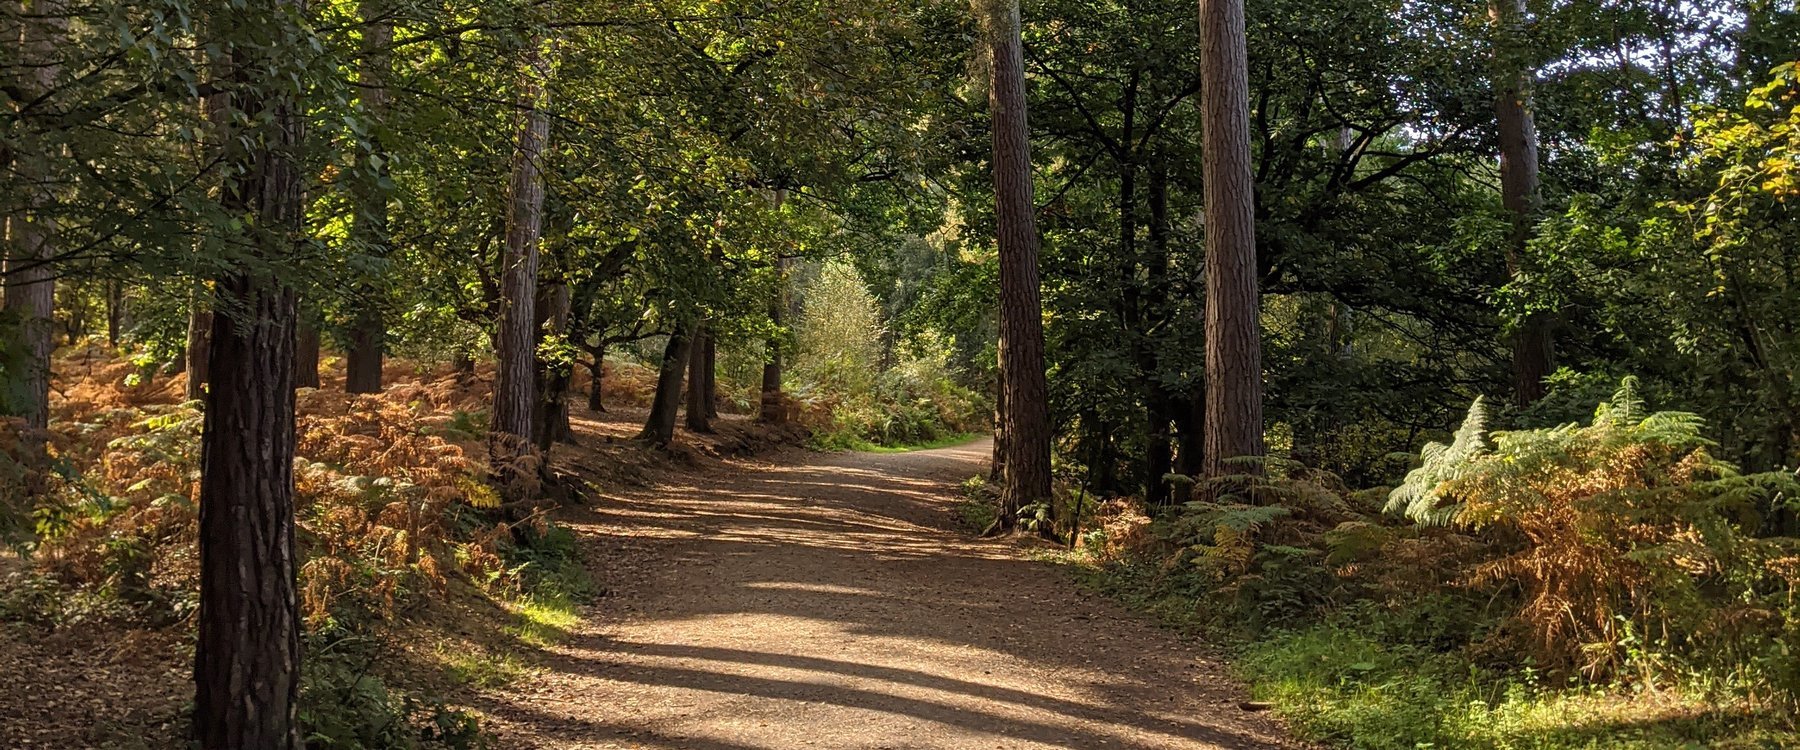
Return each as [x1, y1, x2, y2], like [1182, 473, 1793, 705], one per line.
[1490, 0, 1551, 407]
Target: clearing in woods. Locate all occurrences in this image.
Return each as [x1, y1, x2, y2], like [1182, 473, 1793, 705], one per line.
[475, 435, 1297, 749]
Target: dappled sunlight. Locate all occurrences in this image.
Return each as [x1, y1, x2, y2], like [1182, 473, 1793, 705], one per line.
[477, 439, 1288, 749]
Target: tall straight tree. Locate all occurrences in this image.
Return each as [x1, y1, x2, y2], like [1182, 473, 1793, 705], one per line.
[345, 0, 392, 394]
[489, 37, 552, 493]
[193, 0, 308, 745]
[4, 0, 65, 434]
[1198, 0, 1265, 484]
[1492, 0, 1552, 406]
[977, 0, 1053, 534]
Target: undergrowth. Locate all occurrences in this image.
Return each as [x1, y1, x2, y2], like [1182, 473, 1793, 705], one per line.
[0, 349, 602, 745]
[1043, 379, 1800, 749]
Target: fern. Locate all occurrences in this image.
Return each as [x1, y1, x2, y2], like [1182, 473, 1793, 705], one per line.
[1385, 396, 1488, 526]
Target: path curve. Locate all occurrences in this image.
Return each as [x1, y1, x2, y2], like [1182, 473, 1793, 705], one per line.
[481, 438, 1296, 749]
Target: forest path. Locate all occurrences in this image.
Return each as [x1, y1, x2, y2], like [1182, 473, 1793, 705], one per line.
[476, 433, 1296, 749]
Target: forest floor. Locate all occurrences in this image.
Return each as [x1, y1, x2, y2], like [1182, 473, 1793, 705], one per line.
[0, 401, 1295, 749]
[473, 415, 1298, 749]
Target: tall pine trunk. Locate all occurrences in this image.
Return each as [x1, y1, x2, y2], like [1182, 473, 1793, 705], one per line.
[489, 39, 552, 494]
[4, 0, 65, 435]
[345, 3, 391, 394]
[979, 0, 1053, 535]
[1199, 0, 1265, 486]
[194, 2, 306, 743]
[640, 325, 692, 446]
[1492, 0, 1552, 407]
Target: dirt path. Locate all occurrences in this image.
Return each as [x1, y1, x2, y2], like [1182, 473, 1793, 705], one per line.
[478, 437, 1296, 749]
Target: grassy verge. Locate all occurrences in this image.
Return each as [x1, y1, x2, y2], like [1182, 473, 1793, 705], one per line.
[812, 431, 983, 454]
[1044, 554, 1791, 749]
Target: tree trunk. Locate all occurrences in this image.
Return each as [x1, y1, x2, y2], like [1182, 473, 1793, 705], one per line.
[345, 3, 391, 395]
[1143, 156, 1175, 507]
[294, 320, 320, 389]
[489, 40, 552, 494]
[586, 347, 606, 412]
[640, 325, 693, 446]
[185, 294, 212, 400]
[1199, 0, 1266, 487]
[1492, 0, 1553, 407]
[979, 0, 1054, 535]
[106, 279, 125, 346]
[3, 0, 65, 434]
[686, 323, 714, 433]
[759, 191, 791, 424]
[533, 281, 573, 451]
[990, 363, 1007, 483]
[703, 330, 719, 418]
[194, 4, 306, 743]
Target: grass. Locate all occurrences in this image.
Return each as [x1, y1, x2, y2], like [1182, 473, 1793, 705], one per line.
[438, 645, 530, 689]
[505, 590, 582, 647]
[1050, 554, 1794, 750]
[811, 431, 983, 454]
[1238, 626, 1783, 750]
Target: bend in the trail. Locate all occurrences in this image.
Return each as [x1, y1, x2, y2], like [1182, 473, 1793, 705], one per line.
[480, 428, 1296, 749]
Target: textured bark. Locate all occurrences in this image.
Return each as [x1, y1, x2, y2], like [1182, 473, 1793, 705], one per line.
[294, 320, 321, 389]
[980, 0, 1054, 533]
[1492, 0, 1553, 407]
[489, 42, 552, 492]
[686, 324, 714, 433]
[345, 4, 391, 395]
[989, 364, 1007, 484]
[640, 325, 693, 447]
[1199, 0, 1265, 484]
[4, 0, 65, 433]
[194, 3, 306, 742]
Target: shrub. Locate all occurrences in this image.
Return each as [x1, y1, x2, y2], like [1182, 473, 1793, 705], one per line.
[1389, 380, 1800, 692]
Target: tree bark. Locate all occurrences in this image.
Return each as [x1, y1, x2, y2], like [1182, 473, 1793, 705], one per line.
[703, 330, 719, 418]
[489, 40, 552, 494]
[979, 0, 1054, 535]
[185, 294, 212, 400]
[586, 346, 606, 412]
[3, 0, 65, 434]
[194, 2, 306, 743]
[105, 279, 125, 346]
[759, 190, 790, 424]
[686, 323, 714, 433]
[294, 319, 321, 389]
[533, 281, 573, 451]
[640, 325, 693, 446]
[1199, 0, 1266, 487]
[1492, 0, 1553, 407]
[344, 2, 391, 395]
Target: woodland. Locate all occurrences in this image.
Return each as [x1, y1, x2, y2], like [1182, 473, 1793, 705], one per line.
[1, 0, 1799, 747]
